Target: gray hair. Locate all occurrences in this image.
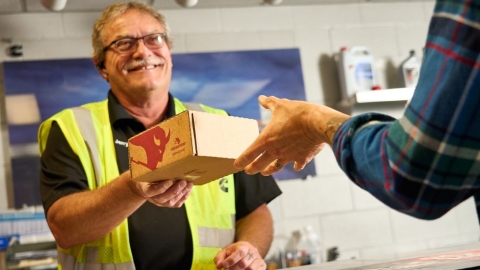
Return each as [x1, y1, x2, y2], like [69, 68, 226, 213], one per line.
[92, 1, 173, 68]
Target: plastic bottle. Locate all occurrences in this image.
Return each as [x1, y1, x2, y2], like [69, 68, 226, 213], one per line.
[336, 46, 377, 99]
[284, 230, 302, 267]
[399, 50, 421, 88]
[297, 225, 323, 265]
[295, 225, 323, 265]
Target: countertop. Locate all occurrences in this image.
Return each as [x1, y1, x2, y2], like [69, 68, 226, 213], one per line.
[288, 242, 480, 269]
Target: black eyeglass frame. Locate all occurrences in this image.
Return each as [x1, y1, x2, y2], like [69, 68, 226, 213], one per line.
[102, 32, 167, 54]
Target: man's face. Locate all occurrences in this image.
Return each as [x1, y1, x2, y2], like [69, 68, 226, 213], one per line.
[100, 9, 172, 98]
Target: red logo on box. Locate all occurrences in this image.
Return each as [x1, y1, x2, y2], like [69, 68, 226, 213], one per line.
[130, 126, 171, 170]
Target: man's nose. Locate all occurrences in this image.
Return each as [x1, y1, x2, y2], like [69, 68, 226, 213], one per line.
[132, 38, 150, 55]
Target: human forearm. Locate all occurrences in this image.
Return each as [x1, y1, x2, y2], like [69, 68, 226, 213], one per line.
[311, 104, 350, 146]
[234, 204, 273, 257]
[48, 171, 193, 248]
[47, 171, 145, 248]
[331, 110, 469, 219]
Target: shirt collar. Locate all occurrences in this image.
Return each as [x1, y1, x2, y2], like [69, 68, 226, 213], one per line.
[107, 90, 177, 125]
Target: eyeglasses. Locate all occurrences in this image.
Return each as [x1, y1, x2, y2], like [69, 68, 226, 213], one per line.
[103, 32, 167, 54]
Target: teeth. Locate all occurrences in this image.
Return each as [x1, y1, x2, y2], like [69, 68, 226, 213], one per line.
[138, 65, 155, 70]
[128, 63, 161, 71]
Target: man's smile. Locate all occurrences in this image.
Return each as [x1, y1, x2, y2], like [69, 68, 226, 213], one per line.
[128, 64, 159, 71]
[126, 58, 165, 72]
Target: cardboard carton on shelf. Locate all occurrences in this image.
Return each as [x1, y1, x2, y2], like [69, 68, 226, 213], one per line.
[128, 110, 259, 185]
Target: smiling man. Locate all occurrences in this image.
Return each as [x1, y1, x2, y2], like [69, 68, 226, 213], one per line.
[37, 2, 281, 270]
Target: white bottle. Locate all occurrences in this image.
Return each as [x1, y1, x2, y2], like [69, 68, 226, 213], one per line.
[297, 225, 323, 265]
[399, 50, 421, 88]
[336, 46, 376, 100]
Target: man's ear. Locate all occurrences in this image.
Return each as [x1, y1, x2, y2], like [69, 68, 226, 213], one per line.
[92, 58, 108, 80]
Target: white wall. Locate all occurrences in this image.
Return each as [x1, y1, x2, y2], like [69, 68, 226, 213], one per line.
[1, 0, 478, 263]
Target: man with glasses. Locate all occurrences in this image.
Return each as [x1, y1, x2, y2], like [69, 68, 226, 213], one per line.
[38, 2, 281, 270]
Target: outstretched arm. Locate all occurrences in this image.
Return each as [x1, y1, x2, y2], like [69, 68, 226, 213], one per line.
[236, 0, 480, 221]
[47, 171, 192, 248]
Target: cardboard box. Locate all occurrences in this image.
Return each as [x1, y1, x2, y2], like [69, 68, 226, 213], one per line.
[128, 110, 259, 185]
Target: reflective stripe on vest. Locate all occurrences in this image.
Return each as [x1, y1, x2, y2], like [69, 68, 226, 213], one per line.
[198, 215, 235, 248]
[71, 106, 102, 187]
[174, 99, 236, 269]
[58, 249, 135, 270]
[38, 98, 236, 270]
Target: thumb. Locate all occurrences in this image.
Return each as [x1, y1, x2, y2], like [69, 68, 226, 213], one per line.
[258, 95, 278, 111]
[258, 95, 268, 108]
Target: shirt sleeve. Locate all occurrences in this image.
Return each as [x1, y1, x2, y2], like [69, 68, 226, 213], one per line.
[40, 121, 89, 214]
[234, 171, 282, 221]
[332, 0, 480, 220]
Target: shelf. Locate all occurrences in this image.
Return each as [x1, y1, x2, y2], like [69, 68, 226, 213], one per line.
[338, 87, 414, 108]
[4, 240, 57, 270]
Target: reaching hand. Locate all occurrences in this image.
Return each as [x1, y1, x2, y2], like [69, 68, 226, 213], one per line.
[132, 179, 193, 207]
[214, 241, 266, 270]
[234, 95, 349, 176]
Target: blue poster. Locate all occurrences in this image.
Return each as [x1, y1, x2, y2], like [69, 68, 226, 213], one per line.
[3, 49, 316, 206]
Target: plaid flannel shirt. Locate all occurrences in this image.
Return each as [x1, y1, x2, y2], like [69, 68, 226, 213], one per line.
[333, 0, 480, 220]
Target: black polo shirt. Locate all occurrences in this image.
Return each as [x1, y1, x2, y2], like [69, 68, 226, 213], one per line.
[39, 90, 282, 270]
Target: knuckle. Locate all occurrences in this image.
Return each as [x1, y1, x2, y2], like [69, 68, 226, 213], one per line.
[237, 259, 249, 268]
[166, 199, 176, 207]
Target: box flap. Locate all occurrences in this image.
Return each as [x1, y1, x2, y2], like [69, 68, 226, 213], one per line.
[190, 111, 259, 159]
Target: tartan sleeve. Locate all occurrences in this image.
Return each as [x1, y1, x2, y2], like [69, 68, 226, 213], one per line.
[332, 0, 480, 220]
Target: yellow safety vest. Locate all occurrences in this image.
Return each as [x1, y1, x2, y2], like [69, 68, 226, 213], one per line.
[38, 98, 236, 270]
